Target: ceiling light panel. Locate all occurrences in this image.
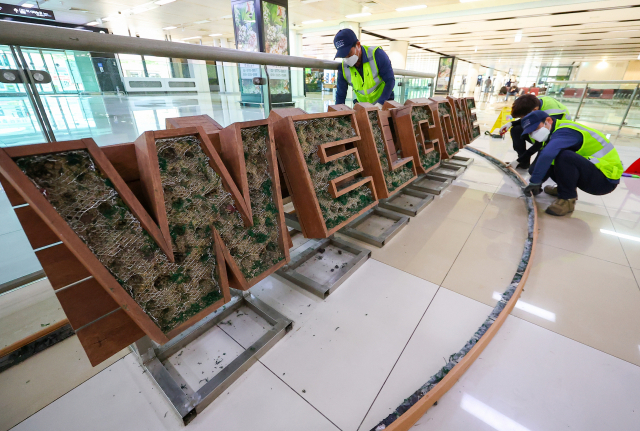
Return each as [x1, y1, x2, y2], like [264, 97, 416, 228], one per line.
[396, 5, 426, 12]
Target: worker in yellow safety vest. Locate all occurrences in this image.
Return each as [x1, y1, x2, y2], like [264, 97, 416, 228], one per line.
[521, 110, 622, 216]
[333, 28, 395, 108]
[501, 94, 572, 169]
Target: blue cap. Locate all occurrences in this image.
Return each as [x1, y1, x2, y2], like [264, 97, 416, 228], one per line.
[521, 110, 550, 136]
[334, 29, 358, 59]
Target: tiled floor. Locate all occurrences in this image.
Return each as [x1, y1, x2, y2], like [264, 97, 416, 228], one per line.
[2, 101, 640, 431]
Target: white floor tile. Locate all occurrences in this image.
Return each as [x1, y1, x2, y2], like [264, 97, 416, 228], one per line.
[359, 288, 492, 431]
[1, 337, 128, 431]
[410, 316, 640, 431]
[260, 260, 440, 431]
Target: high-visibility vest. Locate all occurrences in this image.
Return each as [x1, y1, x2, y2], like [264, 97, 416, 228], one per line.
[540, 96, 572, 120]
[341, 45, 385, 104]
[549, 119, 623, 180]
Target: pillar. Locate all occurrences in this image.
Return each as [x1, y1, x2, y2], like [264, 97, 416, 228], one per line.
[213, 38, 227, 93]
[339, 21, 360, 39]
[388, 40, 408, 70]
[217, 37, 240, 93]
[289, 29, 305, 98]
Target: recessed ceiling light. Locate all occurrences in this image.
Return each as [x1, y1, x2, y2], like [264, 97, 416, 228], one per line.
[155, 0, 177, 4]
[163, 26, 177, 30]
[22, 3, 34, 7]
[194, 19, 210, 24]
[514, 31, 522, 42]
[345, 12, 371, 18]
[183, 36, 201, 40]
[86, 21, 99, 26]
[209, 33, 222, 37]
[302, 19, 324, 24]
[396, 5, 426, 11]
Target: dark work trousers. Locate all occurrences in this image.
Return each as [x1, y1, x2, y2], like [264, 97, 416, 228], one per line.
[541, 150, 618, 200]
[510, 123, 541, 166]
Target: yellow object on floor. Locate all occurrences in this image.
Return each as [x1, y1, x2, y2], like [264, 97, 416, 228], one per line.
[490, 106, 513, 133]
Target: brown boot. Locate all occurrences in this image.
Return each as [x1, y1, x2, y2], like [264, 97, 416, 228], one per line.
[545, 198, 576, 216]
[544, 185, 558, 196]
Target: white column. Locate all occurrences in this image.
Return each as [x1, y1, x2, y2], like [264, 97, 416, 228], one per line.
[339, 21, 360, 39]
[388, 40, 408, 69]
[187, 59, 210, 93]
[218, 38, 240, 93]
[289, 29, 305, 98]
[213, 38, 227, 93]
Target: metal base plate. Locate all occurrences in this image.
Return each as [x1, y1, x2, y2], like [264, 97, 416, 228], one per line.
[132, 290, 293, 425]
[452, 155, 474, 166]
[339, 207, 409, 247]
[408, 174, 451, 195]
[431, 165, 465, 179]
[276, 236, 371, 298]
[441, 157, 473, 170]
[379, 188, 434, 216]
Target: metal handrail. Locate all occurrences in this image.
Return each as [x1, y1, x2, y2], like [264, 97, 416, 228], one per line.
[0, 20, 434, 79]
[548, 80, 640, 85]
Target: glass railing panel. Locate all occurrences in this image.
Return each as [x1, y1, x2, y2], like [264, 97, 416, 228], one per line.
[403, 77, 432, 101]
[573, 83, 632, 127]
[547, 83, 587, 120]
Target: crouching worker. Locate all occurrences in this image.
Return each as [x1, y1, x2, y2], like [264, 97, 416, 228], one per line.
[520, 110, 623, 216]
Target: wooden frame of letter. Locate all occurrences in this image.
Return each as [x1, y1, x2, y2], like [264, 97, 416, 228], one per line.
[328, 103, 417, 199]
[428, 96, 463, 158]
[270, 109, 378, 238]
[452, 97, 472, 146]
[387, 98, 447, 175]
[0, 122, 289, 366]
[465, 97, 481, 140]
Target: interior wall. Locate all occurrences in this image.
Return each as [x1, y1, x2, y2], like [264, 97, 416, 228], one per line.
[576, 61, 629, 81]
[623, 61, 640, 80]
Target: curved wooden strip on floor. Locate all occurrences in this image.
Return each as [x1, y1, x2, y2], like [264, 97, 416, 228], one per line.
[373, 147, 539, 431]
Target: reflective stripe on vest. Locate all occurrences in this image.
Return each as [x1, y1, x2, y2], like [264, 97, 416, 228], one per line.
[342, 46, 383, 97]
[554, 120, 623, 180]
[563, 122, 614, 164]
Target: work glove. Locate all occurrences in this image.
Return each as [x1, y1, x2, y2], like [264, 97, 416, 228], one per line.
[522, 182, 542, 197]
[374, 102, 383, 110]
[499, 122, 513, 136]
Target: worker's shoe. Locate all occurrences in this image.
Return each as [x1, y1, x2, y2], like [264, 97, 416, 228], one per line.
[545, 198, 576, 216]
[543, 185, 558, 196]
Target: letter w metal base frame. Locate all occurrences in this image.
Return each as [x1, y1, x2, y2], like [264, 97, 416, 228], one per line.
[131, 289, 293, 425]
[276, 236, 371, 298]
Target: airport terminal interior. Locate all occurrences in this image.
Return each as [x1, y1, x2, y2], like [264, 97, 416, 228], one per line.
[1, 0, 640, 430]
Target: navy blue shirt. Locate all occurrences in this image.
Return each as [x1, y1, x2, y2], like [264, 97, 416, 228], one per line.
[336, 47, 395, 105]
[530, 119, 620, 185]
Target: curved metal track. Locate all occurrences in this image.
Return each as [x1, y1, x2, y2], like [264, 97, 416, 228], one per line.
[372, 147, 539, 431]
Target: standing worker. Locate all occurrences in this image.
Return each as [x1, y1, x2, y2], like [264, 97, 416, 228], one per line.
[484, 76, 492, 94]
[333, 28, 395, 108]
[501, 94, 572, 168]
[520, 110, 622, 216]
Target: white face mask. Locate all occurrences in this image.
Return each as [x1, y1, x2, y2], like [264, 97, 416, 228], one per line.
[343, 54, 358, 67]
[531, 125, 550, 142]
